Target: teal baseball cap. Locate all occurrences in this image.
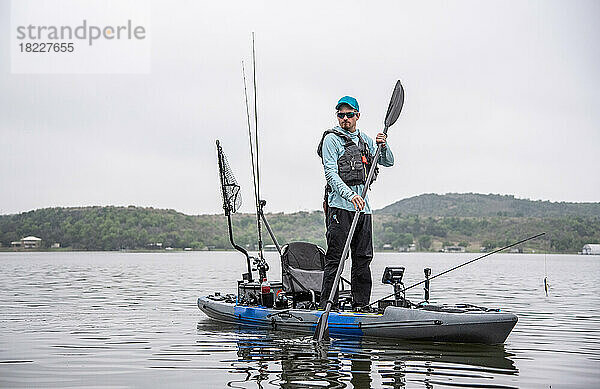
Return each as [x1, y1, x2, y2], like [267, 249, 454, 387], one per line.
[335, 96, 359, 111]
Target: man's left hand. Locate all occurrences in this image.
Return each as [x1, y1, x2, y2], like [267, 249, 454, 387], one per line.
[376, 133, 387, 147]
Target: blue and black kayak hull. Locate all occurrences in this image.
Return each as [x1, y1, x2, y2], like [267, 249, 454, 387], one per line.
[198, 296, 517, 344]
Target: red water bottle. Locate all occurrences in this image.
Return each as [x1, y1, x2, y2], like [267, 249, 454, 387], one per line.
[261, 278, 270, 294]
[260, 278, 273, 307]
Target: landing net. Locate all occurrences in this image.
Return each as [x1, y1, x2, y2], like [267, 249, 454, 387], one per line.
[217, 141, 242, 214]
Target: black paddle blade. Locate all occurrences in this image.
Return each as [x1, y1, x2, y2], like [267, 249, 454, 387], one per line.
[384, 80, 405, 128]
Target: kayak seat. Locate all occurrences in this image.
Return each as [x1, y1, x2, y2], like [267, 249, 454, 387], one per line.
[281, 241, 350, 308]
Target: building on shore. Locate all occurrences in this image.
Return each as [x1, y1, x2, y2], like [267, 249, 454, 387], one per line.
[147, 242, 163, 249]
[11, 236, 43, 249]
[443, 245, 466, 253]
[581, 244, 600, 255]
[22, 236, 42, 248]
[398, 243, 416, 252]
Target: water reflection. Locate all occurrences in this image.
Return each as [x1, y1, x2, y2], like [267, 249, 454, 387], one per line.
[198, 321, 518, 388]
[5, 252, 596, 387]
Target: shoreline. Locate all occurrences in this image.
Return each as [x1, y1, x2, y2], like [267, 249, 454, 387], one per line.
[0, 248, 588, 255]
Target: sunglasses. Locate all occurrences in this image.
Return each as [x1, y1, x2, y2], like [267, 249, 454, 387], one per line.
[337, 112, 358, 119]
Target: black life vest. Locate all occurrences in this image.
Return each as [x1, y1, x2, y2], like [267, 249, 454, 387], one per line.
[317, 129, 378, 188]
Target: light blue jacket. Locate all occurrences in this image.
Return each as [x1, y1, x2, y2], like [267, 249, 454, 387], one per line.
[322, 126, 394, 214]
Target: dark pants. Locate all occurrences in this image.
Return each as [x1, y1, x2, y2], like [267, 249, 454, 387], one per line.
[320, 207, 373, 308]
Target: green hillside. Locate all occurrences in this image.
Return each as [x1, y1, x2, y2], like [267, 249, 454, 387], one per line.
[1, 194, 599, 253]
[378, 193, 600, 217]
[0, 206, 326, 251]
[373, 214, 599, 253]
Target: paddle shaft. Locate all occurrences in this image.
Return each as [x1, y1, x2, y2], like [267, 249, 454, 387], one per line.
[314, 127, 388, 341]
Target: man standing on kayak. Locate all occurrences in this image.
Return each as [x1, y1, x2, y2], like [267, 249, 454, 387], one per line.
[317, 96, 394, 311]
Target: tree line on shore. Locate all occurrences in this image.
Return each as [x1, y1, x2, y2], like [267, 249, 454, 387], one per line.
[1, 204, 598, 253]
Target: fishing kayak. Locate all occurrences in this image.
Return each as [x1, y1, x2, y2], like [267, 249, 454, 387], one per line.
[207, 136, 527, 345]
[198, 294, 517, 344]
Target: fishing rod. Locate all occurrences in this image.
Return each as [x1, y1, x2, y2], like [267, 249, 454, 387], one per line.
[242, 61, 255, 195]
[240, 33, 276, 281]
[242, 33, 281, 258]
[314, 80, 405, 342]
[243, 58, 282, 259]
[251, 32, 265, 264]
[543, 242, 549, 297]
[367, 232, 546, 308]
[242, 59, 262, 252]
[544, 253, 549, 297]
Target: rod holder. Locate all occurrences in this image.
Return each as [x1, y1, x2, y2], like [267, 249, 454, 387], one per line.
[424, 268, 431, 302]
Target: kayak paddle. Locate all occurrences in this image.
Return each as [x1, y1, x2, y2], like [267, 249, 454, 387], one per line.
[313, 80, 405, 342]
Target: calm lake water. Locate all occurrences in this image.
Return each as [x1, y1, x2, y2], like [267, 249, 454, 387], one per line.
[0, 251, 599, 388]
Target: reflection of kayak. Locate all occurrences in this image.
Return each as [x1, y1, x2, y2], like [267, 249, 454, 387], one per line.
[198, 295, 517, 344]
[228, 334, 519, 376]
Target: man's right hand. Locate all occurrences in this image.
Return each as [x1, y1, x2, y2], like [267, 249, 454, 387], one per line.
[351, 195, 365, 211]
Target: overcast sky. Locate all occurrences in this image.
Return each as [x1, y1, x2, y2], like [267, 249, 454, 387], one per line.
[1, 0, 599, 216]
